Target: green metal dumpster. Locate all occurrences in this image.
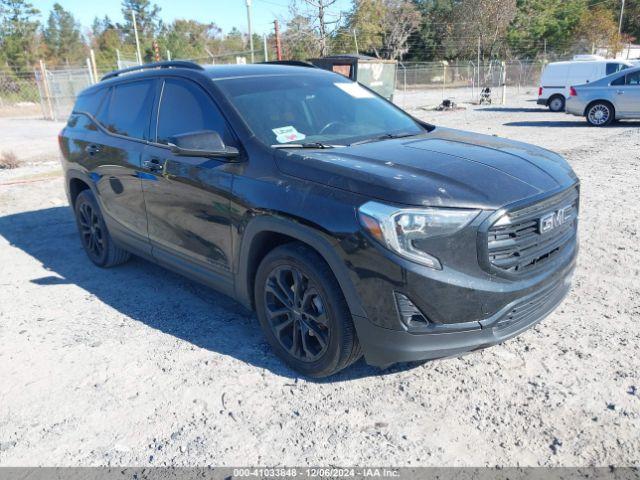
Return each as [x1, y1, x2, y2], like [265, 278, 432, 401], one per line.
[309, 55, 397, 101]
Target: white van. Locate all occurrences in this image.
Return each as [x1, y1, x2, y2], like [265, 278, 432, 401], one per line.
[537, 58, 633, 111]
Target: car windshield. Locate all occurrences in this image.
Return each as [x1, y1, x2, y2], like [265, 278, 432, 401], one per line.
[214, 73, 424, 147]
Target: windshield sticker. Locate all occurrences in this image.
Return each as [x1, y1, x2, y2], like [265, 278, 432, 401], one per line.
[335, 82, 375, 99]
[272, 125, 306, 144]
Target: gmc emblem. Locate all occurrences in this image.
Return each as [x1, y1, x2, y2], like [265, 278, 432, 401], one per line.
[539, 205, 573, 234]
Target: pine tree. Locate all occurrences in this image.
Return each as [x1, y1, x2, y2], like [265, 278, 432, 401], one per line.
[43, 3, 86, 66]
[0, 0, 40, 72]
[119, 0, 162, 61]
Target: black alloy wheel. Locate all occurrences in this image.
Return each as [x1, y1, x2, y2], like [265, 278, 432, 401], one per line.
[264, 265, 330, 362]
[254, 243, 362, 377]
[77, 201, 105, 260]
[73, 189, 130, 267]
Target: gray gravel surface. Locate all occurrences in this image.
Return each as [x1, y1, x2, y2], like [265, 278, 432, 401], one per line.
[0, 95, 638, 466]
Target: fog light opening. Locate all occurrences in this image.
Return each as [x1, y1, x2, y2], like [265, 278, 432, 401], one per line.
[394, 292, 431, 329]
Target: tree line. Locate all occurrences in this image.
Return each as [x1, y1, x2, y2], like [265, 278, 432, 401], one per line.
[1, 0, 638, 76]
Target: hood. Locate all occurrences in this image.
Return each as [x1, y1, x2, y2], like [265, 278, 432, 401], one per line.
[274, 127, 578, 209]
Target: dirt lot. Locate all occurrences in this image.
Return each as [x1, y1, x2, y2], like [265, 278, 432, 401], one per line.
[0, 93, 638, 467]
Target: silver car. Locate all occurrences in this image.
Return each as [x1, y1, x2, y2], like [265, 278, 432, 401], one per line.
[565, 66, 640, 126]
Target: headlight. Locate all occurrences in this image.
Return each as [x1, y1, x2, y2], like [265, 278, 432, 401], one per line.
[358, 201, 480, 269]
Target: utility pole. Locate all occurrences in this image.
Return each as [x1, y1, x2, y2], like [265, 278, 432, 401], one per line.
[263, 34, 269, 62]
[131, 10, 142, 65]
[274, 20, 282, 61]
[353, 29, 359, 55]
[246, 0, 255, 63]
[477, 37, 481, 96]
[86, 57, 95, 84]
[39, 60, 54, 120]
[619, 0, 625, 34]
[89, 48, 99, 81]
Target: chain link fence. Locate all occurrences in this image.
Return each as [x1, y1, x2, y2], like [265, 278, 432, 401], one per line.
[0, 57, 549, 121]
[396, 60, 545, 105]
[0, 72, 43, 117]
[35, 67, 95, 121]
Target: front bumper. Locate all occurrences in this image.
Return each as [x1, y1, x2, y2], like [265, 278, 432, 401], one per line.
[353, 253, 576, 368]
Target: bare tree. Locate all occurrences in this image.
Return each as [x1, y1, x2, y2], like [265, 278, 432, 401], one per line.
[299, 0, 341, 56]
[379, 0, 421, 60]
[282, 14, 320, 59]
[446, 0, 517, 60]
[345, 0, 419, 59]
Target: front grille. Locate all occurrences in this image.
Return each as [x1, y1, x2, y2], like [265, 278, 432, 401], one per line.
[495, 279, 569, 330]
[486, 187, 579, 275]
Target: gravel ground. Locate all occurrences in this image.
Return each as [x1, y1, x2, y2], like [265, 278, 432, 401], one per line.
[0, 93, 639, 467]
[0, 116, 65, 166]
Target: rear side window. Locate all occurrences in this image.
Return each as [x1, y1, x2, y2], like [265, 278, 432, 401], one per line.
[611, 76, 625, 86]
[156, 78, 233, 146]
[101, 80, 155, 139]
[73, 88, 107, 116]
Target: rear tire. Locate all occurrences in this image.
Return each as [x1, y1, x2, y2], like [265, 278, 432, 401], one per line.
[73, 189, 130, 268]
[254, 242, 362, 377]
[548, 95, 565, 112]
[586, 101, 614, 127]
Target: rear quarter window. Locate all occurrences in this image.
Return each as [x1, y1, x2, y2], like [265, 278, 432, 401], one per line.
[66, 114, 98, 132]
[73, 88, 108, 116]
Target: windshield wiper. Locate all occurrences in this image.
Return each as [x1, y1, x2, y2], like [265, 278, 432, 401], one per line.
[271, 142, 341, 149]
[349, 133, 420, 146]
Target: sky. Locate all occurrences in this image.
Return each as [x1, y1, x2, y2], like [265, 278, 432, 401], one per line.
[30, 0, 351, 35]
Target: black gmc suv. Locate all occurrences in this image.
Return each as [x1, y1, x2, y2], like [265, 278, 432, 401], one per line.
[59, 61, 579, 377]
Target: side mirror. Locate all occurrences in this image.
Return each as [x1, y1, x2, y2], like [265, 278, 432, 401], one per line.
[167, 130, 239, 159]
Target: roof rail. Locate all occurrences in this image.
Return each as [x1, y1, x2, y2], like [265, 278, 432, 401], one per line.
[101, 61, 204, 81]
[260, 60, 317, 68]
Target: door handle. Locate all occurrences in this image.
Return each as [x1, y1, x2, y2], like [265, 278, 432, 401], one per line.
[142, 157, 164, 173]
[85, 144, 101, 155]
[617, 90, 624, 95]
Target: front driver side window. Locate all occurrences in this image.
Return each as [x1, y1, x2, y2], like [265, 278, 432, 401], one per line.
[156, 78, 234, 146]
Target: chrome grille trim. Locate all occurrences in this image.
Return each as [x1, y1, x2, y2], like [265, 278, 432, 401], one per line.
[484, 187, 579, 275]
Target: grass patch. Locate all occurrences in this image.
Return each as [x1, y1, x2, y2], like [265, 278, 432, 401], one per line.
[0, 151, 20, 169]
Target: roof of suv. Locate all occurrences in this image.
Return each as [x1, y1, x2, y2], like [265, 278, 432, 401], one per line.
[99, 62, 328, 83]
[203, 63, 327, 80]
[79, 62, 333, 97]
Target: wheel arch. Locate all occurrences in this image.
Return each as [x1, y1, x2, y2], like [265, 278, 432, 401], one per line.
[68, 177, 91, 207]
[65, 170, 98, 207]
[235, 215, 367, 319]
[547, 93, 565, 109]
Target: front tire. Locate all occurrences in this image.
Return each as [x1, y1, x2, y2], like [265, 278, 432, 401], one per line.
[586, 101, 614, 127]
[254, 243, 362, 377]
[74, 189, 130, 267]
[548, 95, 565, 112]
